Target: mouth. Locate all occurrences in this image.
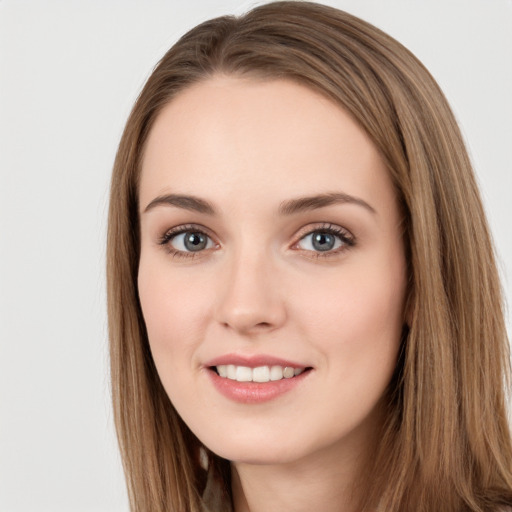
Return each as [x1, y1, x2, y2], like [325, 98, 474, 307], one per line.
[204, 356, 313, 403]
[210, 364, 313, 383]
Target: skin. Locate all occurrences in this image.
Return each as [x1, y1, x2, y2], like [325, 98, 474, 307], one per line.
[138, 76, 407, 512]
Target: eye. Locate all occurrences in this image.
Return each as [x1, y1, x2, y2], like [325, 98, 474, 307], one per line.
[295, 224, 354, 255]
[171, 231, 214, 252]
[158, 225, 216, 256]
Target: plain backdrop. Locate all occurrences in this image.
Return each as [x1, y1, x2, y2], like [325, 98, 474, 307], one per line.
[0, 1, 511, 510]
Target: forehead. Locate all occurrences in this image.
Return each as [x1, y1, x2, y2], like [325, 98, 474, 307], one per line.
[139, 76, 392, 212]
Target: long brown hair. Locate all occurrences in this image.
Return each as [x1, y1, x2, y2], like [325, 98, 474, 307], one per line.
[107, 2, 512, 510]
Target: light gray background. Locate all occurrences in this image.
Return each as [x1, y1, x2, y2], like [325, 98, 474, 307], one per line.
[1, 1, 511, 510]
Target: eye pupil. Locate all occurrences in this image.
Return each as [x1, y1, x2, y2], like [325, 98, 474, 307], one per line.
[184, 232, 207, 251]
[312, 232, 335, 251]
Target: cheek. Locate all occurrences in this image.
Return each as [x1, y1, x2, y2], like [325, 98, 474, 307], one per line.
[137, 257, 215, 368]
[292, 253, 406, 366]
[289, 257, 406, 436]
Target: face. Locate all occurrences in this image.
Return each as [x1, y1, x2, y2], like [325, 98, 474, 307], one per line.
[138, 77, 407, 466]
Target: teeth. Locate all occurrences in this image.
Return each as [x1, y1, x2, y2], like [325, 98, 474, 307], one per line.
[227, 364, 236, 379]
[215, 365, 305, 383]
[270, 365, 283, 381]
[283, 367, 295, 379]
[253, 366, 270, 382]
[236, 366, 252, 382]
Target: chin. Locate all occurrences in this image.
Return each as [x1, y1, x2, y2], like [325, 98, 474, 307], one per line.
[212, 443, 304, 466]
[198, 426, 322, 466]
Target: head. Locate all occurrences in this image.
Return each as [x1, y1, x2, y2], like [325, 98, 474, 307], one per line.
[107, 2, 511, 511]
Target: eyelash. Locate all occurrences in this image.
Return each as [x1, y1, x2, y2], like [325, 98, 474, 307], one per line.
[293, 223, 355, 259]
[157, 223, 355, 260]
[158, 224, 215, 260]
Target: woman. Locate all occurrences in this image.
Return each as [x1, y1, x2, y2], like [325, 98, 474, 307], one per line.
[107, 2, 512, 511]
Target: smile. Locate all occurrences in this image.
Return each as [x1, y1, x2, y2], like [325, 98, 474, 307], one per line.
[214, 365, 306, 382]
[206, 359, 313, 403]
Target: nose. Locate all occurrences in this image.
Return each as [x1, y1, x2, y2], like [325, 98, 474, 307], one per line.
[214, 249, 287, 335]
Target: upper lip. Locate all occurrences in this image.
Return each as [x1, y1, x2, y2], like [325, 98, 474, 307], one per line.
[204, 353, 310, 369]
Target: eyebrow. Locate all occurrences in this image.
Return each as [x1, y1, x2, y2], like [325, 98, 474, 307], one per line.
[278, 192, 376, 216]
[143, 194, 216, 215]
[143, 191, 376, 216]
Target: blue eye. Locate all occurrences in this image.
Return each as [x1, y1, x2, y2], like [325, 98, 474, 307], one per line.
[159, 223, 353, 258]
[159, 227, 215, 256]
[296, 226, 354, 254]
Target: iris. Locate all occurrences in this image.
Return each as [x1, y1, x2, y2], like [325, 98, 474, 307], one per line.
[184, 232, 208, 251]
[312, 232, 336, 251]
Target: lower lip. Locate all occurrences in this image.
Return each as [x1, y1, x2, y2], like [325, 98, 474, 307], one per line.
[206, 368, 311, 404]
